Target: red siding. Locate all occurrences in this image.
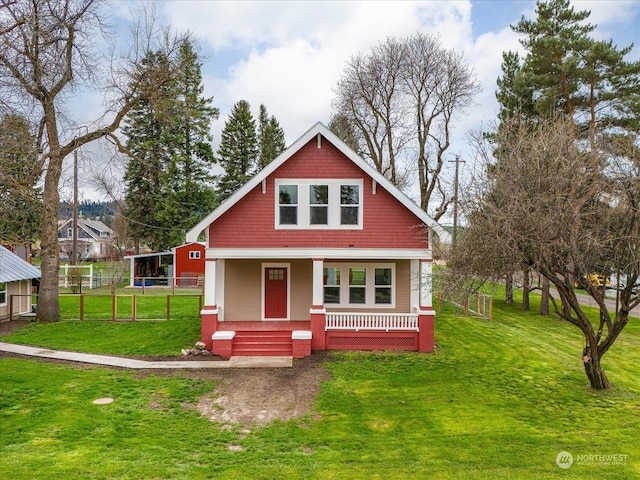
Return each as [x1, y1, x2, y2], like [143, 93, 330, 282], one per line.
[175, 243, 205, 281]
[208, 138, 428, 249]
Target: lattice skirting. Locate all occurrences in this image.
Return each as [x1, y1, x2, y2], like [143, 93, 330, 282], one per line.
[326, 331, 418, 351]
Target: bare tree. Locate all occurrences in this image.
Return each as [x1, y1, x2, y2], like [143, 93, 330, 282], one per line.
[450, 116, 640, 389]
[332, 33, 480, 218]
[0, 0, 188, 322]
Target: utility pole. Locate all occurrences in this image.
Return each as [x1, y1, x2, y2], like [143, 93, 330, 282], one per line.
[72, 148, 78, 266]
[448, 156, 465, 244]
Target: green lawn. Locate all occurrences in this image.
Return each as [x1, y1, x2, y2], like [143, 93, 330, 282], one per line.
[1, 295, 639, 479]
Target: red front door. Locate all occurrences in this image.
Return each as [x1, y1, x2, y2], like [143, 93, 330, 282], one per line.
[265, 267, 288, 319]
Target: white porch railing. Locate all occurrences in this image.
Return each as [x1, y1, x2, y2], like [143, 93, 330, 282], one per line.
[325, 312, 419, 332]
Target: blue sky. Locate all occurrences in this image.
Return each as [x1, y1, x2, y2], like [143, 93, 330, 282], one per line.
[75, 0, 640, 205]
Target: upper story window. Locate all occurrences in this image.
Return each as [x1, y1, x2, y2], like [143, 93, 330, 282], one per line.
[275, 179, 363, 229]
[189, 250, 201, 260]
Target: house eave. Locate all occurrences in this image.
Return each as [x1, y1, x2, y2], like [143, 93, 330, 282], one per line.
[205, 248, 432, 260]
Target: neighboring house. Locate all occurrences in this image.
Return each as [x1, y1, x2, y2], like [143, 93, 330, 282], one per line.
[57, 218, 115, 261]
[124, 242, 206, 287]
[0, 245, 41, 320]
[186, 122, 450, 358]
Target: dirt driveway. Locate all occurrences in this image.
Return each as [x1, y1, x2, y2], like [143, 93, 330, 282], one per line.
[0, 319, 331, 428]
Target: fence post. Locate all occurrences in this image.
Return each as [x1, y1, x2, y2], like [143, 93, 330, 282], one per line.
[112, 295, 117, 321]
[80, 294, 85, 320]
[132, 295, 136, 321]
[166, 295, 171, 321]
[9, 295, 13, 321]
[489, 296, 493, 321]
[142, 278, 146, 295]
[464, 297, 469, 317]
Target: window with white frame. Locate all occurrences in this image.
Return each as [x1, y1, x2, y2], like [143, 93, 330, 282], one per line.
[276, 179, 363, 229]
[323, 264, 395, 308]
[0, 282, 6, 305]
[189, 250, 201, 260]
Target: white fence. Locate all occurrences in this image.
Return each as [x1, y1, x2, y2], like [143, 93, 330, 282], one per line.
[59, 264, 102, 290]
[325, 312, 419, 331]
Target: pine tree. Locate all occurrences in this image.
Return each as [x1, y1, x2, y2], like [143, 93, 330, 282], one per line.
[0, 114, 42, 245]
[216, 100, 258, 201]
[257, 104, 285, 169]
[122, 50, 173, 252]
[123, 41, 219, 251]
[157, 40, 219, 248]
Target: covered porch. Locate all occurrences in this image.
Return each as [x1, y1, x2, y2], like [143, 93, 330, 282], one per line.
[199, 250, 436, 358]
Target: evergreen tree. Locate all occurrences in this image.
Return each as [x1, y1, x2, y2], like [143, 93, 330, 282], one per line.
[122, 50, 173, 252]
[123, 41, 219, 251]
[157, 40, 219, 248]
[0, 114, 42, 245]
[257, 104, 285, 169]
[216, 100, 258, 201]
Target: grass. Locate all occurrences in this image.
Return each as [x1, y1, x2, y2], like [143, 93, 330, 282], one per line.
[1, 292, 639, 479]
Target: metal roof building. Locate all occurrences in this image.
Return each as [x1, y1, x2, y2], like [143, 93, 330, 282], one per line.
[0, 245, 41, 283]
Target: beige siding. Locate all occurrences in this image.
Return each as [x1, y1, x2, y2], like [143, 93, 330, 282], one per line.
[0, 281, 33, 319]
[222, 258, 412, 320]
[290, 260, 312, 320]
[223, 260, 262, 320]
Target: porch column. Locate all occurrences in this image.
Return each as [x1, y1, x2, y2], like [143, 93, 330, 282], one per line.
[201, 257, 219, 350]
[418, 258, 435, 353]
[310, 258, 326, 350]
[128, 258, 134, 287]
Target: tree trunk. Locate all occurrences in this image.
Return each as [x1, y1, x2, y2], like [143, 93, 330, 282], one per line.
[540, 275, 550, 315]
[583, 345, 611, 390]
[36, 154, 62, 322]
[505, 274, 513, 303]
[522, 268, 530, 311]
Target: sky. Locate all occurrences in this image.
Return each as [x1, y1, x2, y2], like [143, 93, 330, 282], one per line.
[72, 0, 640, 210]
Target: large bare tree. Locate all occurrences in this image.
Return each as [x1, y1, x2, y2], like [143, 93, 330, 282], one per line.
[0, 0, 188, 322]
[451, 117, 640, 389]
[331, 33, 480, 218]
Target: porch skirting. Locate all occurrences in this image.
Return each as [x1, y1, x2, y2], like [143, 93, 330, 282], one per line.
[200, 309, 435, 358]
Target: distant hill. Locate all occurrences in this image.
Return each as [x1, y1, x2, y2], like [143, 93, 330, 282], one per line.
[59, 201, 116, 227]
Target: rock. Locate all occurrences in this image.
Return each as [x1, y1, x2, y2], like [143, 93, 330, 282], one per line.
[195, 341, 207, 350]
[181, 349, 190, 356]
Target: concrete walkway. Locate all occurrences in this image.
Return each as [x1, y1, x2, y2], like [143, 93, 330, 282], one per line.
[0, 342, 293, 369]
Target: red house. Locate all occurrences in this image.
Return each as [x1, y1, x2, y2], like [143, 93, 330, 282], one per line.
[186, 122, 450, 358]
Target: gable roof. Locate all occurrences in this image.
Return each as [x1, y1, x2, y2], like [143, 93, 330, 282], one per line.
[0, 246, 41, 283]
[58, 218, 113, 241]
[186, 122, 451, 244]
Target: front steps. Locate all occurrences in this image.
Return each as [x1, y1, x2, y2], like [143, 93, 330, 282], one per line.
[232, 331, 293, 356]
[211, 328, 312, 359]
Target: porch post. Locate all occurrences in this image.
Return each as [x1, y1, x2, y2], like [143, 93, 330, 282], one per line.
[128, 258, 134, 287]
[310, 258, 326, 350]
[418, 258, 435, 353]
[201, 257, 219, 350]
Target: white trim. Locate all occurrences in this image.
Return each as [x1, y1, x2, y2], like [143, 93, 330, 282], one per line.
[186, 122, 451, 244]
[275, 179, 364, 230]
[212, 331, 235, 340]
[261, 262, 291, 321]
[292, 330, 312, 340]
[324, 262, 396, 309]
[206, 248, 431, 260]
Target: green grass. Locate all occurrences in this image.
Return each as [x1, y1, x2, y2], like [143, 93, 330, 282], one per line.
[1, 294, 639, 479]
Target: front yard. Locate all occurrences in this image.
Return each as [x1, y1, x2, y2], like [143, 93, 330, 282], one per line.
[1, 293, 638, 479]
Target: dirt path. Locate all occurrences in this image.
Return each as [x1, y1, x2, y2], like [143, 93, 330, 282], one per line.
[0, 319, 331, 427]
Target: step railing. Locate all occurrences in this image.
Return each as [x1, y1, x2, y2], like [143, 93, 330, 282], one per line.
[325, 312, 419, 332]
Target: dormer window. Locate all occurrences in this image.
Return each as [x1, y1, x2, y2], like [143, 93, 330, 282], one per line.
[275, 179, 363, 229]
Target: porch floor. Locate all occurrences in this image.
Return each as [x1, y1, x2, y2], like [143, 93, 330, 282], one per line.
[217, 321, 311, 332]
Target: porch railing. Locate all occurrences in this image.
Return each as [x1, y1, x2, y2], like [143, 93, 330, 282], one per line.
[325, 312, 419, 331]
